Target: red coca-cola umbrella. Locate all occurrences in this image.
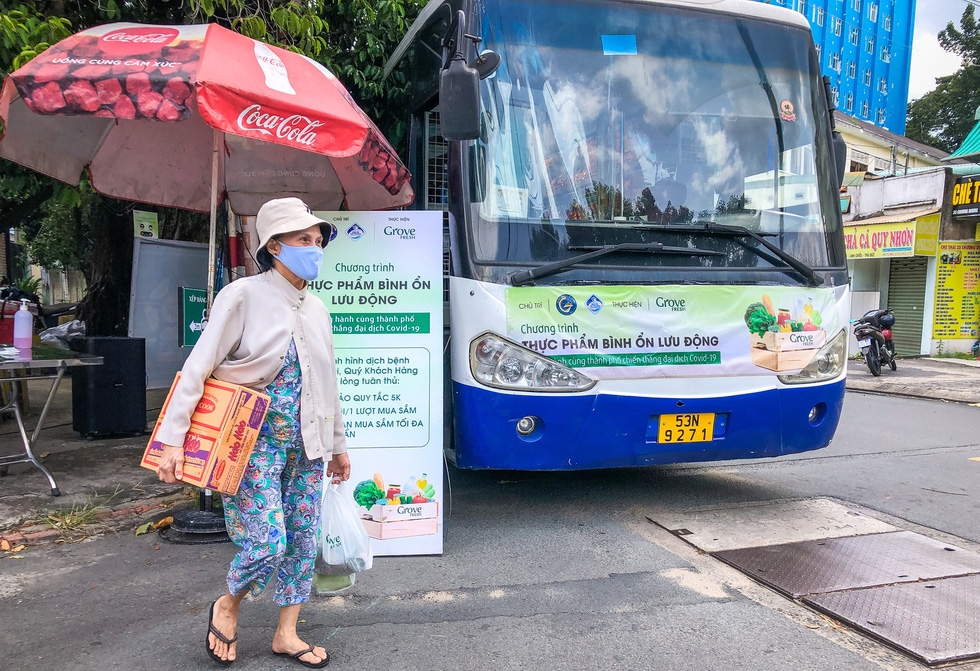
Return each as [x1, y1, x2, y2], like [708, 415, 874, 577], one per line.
[0, 22, 413, 298]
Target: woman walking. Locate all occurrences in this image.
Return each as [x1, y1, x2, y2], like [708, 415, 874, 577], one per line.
[155, 198, 349, 667]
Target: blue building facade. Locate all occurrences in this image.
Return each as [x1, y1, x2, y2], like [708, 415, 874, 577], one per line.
[755, 0, 916, 134]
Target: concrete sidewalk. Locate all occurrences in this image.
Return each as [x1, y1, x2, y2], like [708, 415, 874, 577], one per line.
[845, 355, 980, 404]
[1, 356, 977, 540]
[0, 378, 186, 539]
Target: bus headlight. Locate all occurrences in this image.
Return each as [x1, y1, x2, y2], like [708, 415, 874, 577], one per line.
[777, 329, 847, 385]
[469, 333, 596, 392]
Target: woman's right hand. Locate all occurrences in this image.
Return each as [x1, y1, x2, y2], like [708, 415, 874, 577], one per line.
[156, 443, 185, 484]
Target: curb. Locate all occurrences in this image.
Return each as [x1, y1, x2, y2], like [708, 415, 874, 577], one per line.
[845, 382, 980, 405]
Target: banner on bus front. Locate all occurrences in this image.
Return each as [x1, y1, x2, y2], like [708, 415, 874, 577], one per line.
[505, 285, 845, 379]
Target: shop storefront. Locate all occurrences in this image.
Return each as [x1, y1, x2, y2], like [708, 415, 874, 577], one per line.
[936, 174, 980, 353]
[845, 211, 939, 356]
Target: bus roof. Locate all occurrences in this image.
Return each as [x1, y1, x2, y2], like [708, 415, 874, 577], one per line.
[384, 0, 812, 78]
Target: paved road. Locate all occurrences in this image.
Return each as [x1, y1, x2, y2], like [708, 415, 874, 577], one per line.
[1, 390, 979, 671]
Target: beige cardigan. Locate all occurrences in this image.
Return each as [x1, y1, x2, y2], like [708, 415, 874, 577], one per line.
[155, 269, 347, 460]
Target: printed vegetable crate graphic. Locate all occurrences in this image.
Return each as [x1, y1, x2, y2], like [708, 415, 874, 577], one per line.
[352, 472, 438, 540]
[745, 294, 825, 372]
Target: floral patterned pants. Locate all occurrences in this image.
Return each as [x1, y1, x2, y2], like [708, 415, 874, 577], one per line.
[222, 440, 323, 606]
[221, 340, 324, 607]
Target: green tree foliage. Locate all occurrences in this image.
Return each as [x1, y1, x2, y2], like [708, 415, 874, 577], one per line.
[187, 0, 328, 57]
[0, 2, 71, 73]
[906, 5, 980, 153]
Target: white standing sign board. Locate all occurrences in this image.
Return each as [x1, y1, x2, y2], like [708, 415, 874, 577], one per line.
[310, 211, 443, 556]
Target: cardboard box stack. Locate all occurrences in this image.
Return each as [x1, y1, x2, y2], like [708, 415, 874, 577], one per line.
[141, 374, 269, 495]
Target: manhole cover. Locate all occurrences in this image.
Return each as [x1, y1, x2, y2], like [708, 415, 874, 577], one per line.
[713, 531, 980, 598]
[805, 574, 980, 665]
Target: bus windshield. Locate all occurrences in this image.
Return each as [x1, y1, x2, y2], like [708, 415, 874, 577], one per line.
[467, 0, 843, 282]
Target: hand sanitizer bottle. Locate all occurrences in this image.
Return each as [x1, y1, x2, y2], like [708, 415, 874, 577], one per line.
[13, 299, 32, 354]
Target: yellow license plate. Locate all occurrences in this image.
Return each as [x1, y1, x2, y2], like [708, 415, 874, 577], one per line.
[658, 413, 715, 443]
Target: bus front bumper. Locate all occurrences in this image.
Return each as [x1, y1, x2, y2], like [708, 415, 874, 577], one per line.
[451, 379, 845, 470]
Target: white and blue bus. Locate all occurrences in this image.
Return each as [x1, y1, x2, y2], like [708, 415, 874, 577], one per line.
[385, 0, 851, 470]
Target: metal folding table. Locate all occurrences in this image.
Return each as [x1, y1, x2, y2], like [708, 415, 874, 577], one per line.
[0, 348, 103, 496]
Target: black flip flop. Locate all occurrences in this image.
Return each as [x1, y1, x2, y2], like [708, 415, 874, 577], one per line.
[273, 645, 330, 668]
[206, 599, 238, 666]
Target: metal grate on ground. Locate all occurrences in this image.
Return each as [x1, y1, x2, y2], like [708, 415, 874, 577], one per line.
[714, 530, 980, 665]
[804, 574, 980, 665]
[713, 530, 980, 599]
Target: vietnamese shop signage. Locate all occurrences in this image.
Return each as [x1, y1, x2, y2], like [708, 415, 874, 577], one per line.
[506, 285, 844, 378]
[952, 176, 980, 218]
[933, 241, 980, 339]
[843, 221, 916, 259]
[177, 287, 207, 347]
[914, 213, 940, 257]
[310, 211, 443, 556]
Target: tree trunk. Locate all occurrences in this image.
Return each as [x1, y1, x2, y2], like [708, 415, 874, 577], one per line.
[77, 199, 133, 336]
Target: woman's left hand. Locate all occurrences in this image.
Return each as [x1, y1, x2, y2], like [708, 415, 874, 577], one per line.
[326, 452, 351, 482]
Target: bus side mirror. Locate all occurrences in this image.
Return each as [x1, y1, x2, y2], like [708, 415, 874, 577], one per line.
[822, 76, 847, 188]
[439, 10, 499, 142]
[832, 131, 846, 188]
[439, 58, 481, 141]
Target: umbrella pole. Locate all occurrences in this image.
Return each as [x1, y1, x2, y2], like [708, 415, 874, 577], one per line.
[163, 128, 230, 546]
[206, 129, 220, 312]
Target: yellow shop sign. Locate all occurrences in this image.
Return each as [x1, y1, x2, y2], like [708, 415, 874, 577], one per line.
[952, 175, 980, 218]
[844, 211, 940, 259]
[913, 213, 939, 256]
[844, 221, 916, 259]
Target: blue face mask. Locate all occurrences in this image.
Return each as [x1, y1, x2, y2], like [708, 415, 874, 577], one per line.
[274, 242, 323, 281]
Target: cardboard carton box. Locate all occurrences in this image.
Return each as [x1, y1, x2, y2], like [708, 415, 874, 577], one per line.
[141, 374, 270, 495]
[750, 345, 818, 372]
[361, 517, 439, 540]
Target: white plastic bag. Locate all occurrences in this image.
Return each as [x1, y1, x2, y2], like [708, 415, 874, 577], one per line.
[319, 480, 373, 574]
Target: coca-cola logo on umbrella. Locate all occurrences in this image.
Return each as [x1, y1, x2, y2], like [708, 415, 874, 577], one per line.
[100, 27, 180, 55]
[236, 104, 323, 147]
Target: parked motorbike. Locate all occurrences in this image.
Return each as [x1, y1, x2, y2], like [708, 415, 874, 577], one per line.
[853, 308, 896, 377]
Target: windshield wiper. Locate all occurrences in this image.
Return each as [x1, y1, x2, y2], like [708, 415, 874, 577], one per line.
[633, 222, 822, 286]
[509, 242, 724, 286]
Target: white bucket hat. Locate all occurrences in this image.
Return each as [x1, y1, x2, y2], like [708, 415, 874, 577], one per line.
[255, 197, 330, 250]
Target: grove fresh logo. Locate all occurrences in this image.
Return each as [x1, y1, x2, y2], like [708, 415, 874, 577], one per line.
[383, 225, 416, 240]
[346, 223, 365, 241]
[789, 333, 817, 346]
[586, 294, 603, 314]
[556, 294, 577, 315]
[655, 296, 687, 312]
